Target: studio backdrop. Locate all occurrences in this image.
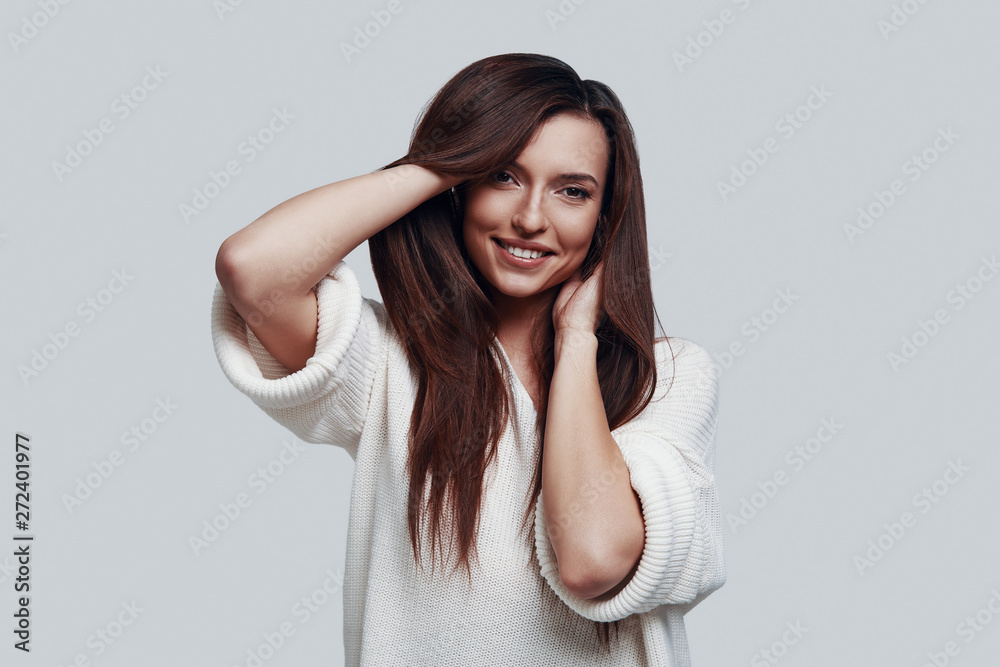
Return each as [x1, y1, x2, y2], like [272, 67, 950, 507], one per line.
[3, 1, 999, 665]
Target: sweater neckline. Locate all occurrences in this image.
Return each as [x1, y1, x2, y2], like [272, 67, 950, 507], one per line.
[494, 338, 539, 416]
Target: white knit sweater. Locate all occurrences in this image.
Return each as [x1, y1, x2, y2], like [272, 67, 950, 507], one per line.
[211, 260, 726, 666]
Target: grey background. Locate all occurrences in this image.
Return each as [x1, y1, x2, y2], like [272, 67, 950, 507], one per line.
[3, 1, 999, 665]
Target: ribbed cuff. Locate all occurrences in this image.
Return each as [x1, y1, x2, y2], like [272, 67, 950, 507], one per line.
[210, 259, 363, 411]
[534, 433, 702, 622]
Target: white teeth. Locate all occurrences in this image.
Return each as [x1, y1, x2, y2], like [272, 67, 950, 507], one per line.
[499, 241, 548, 260]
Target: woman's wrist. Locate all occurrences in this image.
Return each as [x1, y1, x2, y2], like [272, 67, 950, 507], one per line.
[422, 165, 464, 192]
[382, 164, 463, 199]
[554, 328, 599, 361]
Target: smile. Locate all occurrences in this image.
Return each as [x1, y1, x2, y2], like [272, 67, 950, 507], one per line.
[493, 238, 553, 261]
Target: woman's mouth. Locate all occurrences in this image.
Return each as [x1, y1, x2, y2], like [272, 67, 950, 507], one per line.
[492, 238, 554, 267]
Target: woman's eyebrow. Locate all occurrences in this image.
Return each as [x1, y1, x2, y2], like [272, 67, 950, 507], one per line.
[510, 160, 600, 188]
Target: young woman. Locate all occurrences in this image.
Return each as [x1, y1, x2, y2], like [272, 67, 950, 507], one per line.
[212, 53, 725, 666]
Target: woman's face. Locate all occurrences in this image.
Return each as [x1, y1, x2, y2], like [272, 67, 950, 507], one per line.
[462, 112, 610, 304]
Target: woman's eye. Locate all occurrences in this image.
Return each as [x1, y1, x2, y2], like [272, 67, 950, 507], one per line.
[563, 186, 590, 200]
[493, 171, 513, 183]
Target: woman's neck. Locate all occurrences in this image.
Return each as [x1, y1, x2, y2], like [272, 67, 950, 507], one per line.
[490, 284, 557, 358]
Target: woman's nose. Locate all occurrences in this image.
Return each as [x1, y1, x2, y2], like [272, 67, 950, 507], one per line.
[511, 192, 547, 233]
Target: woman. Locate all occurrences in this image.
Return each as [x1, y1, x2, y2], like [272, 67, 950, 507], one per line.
[212, 53, 725, 666]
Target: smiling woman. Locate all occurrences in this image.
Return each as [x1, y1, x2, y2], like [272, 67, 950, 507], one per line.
[463, 113, 607, 307]
[211, 53, 725, 666]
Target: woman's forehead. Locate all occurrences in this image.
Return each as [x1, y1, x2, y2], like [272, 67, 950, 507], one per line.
[515, 114, 609, 182]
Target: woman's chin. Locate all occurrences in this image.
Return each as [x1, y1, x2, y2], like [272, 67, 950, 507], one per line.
[488, 278, 557, 301]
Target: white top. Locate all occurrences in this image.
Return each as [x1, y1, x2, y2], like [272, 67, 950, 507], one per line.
[211, 260, 726, 666]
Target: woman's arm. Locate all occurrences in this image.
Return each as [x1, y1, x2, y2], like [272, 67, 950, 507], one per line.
[215, 164, 461, 372]
[534, 337, 725, 622]
[542, 329, 646, 600]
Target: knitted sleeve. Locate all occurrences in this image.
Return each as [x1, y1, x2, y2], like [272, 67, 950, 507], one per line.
[533, 337, 726, 623]
[210, 260, 387, 460]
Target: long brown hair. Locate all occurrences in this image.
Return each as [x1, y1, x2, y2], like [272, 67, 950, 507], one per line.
[368, 53, 669, 653]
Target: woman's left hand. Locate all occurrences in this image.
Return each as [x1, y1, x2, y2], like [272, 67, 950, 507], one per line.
[552, 260, 605, 336]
